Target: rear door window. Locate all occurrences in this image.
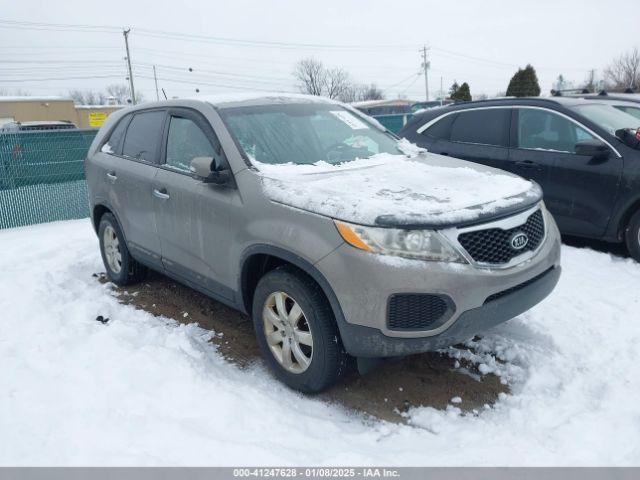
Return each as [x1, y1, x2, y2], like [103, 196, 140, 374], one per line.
[450, 109, 510, 147]
[122, 110, 166, 162]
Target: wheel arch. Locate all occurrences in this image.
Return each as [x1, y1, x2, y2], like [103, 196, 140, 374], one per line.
[238, 245, 348, 331]
[92, 202, 126, 241]
[616, 196, 640, 240]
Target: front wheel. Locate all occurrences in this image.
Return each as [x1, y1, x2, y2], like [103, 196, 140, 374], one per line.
[252, 267, 348, 393]
[625, 210, 640, 263]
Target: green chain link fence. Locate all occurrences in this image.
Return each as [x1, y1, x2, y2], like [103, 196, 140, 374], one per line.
[0, 129, 97, 229]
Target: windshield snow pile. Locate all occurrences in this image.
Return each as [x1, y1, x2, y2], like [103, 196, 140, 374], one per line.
[256, 148, 535, 226]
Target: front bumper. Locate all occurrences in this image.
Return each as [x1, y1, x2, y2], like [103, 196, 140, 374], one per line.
[336, 265, 560, 357]
[315, 206, 561, 357]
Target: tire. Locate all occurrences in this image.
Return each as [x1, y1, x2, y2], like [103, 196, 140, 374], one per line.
[252, 266, 348, 393]
[625, 209, 640, 263]
[98, 212, 147, 285]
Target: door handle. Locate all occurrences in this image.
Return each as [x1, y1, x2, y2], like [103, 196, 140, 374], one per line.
[515, 160, 542, 170]
[153, 188, 170, 200]
[106, 171, 117, 181]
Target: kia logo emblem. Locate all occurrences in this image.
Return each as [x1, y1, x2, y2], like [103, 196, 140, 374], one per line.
[510, 232, 529, 250]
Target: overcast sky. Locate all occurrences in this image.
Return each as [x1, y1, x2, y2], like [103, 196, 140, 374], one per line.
[1, 0, 636, 102]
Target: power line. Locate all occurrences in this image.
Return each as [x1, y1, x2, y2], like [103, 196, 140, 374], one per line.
[0, 18, 414, 51]
[0, 18, 119, 33]
[0, 74, 125, 82]
[135, 74, 298, 93]
[380, 72, 421, 92]
[0, 17, 597, 72]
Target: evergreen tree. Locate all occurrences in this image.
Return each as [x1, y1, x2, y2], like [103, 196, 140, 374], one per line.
[449, 81, 460, 98]
[451, 82, 472, 102]
[506, 64, 541, 97]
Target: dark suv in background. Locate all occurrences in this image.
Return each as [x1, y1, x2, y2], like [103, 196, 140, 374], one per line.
[400, 97, 640, 261]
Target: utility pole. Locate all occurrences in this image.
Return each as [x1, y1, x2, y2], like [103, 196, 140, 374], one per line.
[420, 45, 430, 102]
[588, 69, 598, 92]
[123, 28, 136, 105]
[153, 65, 160, 101]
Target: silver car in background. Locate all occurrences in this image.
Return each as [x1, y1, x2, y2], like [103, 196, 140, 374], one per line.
[85, 94, 561, 393]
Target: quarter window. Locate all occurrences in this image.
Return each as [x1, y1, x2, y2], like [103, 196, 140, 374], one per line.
[450, 109, 510, 147]
[517, 109, 595, 153]
[101, 114, 131, 155]
[122, 110, 165, 162]
[165, 116, 216, 172]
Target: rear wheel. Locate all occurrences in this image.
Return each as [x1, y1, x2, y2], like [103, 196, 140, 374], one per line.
[252, 267, 348, 393]
[98, 213, 147, 285]
[625, 210, 640, 263]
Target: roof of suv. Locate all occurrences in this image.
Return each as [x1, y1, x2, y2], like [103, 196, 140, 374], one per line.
[429, 96, 595, 110]
[192, 92, 339, 108]
[107, 93, 341, 117]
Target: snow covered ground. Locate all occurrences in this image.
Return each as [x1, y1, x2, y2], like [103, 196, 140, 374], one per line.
[1, 219, 639, 466]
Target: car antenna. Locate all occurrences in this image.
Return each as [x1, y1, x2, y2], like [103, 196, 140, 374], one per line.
[161, 88, 168, 100]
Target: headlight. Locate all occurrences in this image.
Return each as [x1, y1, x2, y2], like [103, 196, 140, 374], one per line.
[334, 220, 466, 263]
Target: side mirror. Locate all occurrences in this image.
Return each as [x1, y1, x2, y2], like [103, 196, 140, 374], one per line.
[190, 156, 232, 186]
[615, 128, 640, 150]
[575, 139, 610, 159]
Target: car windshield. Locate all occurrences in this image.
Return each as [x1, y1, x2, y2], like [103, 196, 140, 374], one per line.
[219, 103, 402, 165]
[571, 104, 640, 135]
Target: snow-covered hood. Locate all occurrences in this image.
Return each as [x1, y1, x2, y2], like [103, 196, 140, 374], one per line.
[255, 149, 541, 228]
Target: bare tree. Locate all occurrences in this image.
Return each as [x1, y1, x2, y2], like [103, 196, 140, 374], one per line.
[337, 84, 359, 103]
[581, 70, 604, 93]
[339, 83, 384, 103]
[325, 67, 351, 100]
[604, 47, 640, 91]
[293, 58, 326, 96]
[0, 88, 31, 96]
[68, 89, 107, 105]
[105, 83, 144, 104]
[292, 58, 385, 103]
[357, 83, 384, 101]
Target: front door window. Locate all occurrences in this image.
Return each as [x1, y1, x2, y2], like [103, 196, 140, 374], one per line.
[165, 116, 216, 173]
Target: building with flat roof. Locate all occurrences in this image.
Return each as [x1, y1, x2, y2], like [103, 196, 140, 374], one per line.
[0, 96, 123, 129]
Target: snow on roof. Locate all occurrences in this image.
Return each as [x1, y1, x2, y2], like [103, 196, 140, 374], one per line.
[0, 96, 70, 102]
[192, 91, 338, 106]
[351, 99, 415, 108]
[75, 104, 125, 109]
[17, 120, 74, 126]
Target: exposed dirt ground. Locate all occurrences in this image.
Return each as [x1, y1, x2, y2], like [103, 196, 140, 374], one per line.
[99, 271, 508, 422]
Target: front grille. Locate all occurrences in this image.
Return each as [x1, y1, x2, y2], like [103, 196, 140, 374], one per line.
[458, 210, 545, 265]
[387, 294, 451, 331]
[484, 267, 554, 303]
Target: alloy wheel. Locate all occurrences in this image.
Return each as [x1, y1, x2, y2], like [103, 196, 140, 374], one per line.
[262, 291, 313, 374]
[103, 225, 122, 274]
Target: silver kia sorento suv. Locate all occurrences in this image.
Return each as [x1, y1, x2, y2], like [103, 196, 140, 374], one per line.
[85, 94, 561, 393]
